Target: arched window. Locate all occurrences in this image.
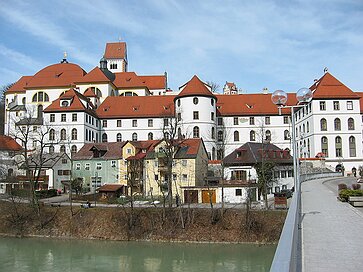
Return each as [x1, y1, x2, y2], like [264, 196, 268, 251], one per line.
[335, 136, 342, 157]
[321, 137, 328, 157]
[250, 130, 255, 141]
[117, 133, 122, 142]
[49, 145, 54, 154]
[217, 131, 223, 142]
[265, 130, 271, 141]
[102, 133, 108, 142]
[60, 145, 66, 153]
[334, 118, 341, 131]
[178, 128, 182, 139]
[211, 127, 215, 139]
[148, 132, 153, 140]
[234, 131, 239, 142]
[37, 104, 43, 119]
[193, 97, 199, 105]
[284, 130, 290, 140]
[348, 118, 355, 130]
[60, 129, 66, 140]
[32, 91, 49, 102]
[49, 129, 55, 141]
[349, 136, 356, 157]
[307, 121, 310, 133]
[320, 118, 327, 131]
[132, 133, 138, 141]
[71, 128, 77, 140]
[22, 97, 26, 104]
[193, 126, 199, 138]
[71, 145, 77, 155]
[212, 147, 216, 160]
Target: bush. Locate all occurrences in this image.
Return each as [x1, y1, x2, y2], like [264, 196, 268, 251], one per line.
[339, 189, 363, 202]
[338, 183, 348, 190]
[352, 184, 361, 190]
[35, 189, 58, 199]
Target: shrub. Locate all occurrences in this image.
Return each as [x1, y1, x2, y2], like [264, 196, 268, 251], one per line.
[338, 183, 348, 190]
[339, 189, 363, 202]
[352, 184, 361, 190]
[35, 189, 58, 199]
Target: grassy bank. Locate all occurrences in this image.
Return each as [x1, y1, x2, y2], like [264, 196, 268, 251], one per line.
[0, 201, 286, 243]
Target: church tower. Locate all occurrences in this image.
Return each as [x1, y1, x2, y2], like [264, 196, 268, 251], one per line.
[103, 42, 128, 73]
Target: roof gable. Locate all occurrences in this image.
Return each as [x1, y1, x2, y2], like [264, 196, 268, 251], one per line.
[104, 42, 127, 59]
[73, 142, 127, 160]
[75, 67, 112, 83]
[0, 135, 22, 151]
[177, 75, 216, 99]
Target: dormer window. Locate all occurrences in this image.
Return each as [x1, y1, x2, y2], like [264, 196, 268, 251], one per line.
[61, 100, 69, 107]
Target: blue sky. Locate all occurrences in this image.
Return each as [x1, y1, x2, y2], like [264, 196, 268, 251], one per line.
[0, 0, 362, 94]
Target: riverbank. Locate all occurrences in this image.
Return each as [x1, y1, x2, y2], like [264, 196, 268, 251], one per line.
[0, 201, 286, 243]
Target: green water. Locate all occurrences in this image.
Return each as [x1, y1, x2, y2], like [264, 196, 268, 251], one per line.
[0, 237, 275, 272]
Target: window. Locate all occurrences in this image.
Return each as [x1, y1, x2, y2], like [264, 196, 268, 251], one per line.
[250, 130, 255, 141]
[76, 163, 81, 170]
[182, 174, 188, 182]
[60, 145, 66, 153]
[348, 118, 355, 130]
[71, 145, 77, 155]
[117, 120, 122, 127]
[284, 130, 290, 140]
[96, 163, 102, 170]
[347, 101, 353, 110]
[193, 111, 199, 120]
[110, 63, 117, 69]
[148, 132, 153, 140]
[211, 99, 214, 106]
[320, 101, 326, 111]
[307, 121, 310, 133]
[102, 133, 108, 142]
[320, 118, 327, 131]
[60, 129, 66, 140]
[265, 116, 270, 125]
[102, 120, 107, 127]
[132, 120, 137, 127]
[283, 116, 289, 124]
[49, 146, 54, 154]
[234, 131, 239, 142]
[132, 133, 138, 141]
[164, 118, 169, 127]
[335, 136, 342, 157]
[334, 118, 341, 131]
[148, 119, 153, 127]
[177, 99, 180, 107]
[32, 91, 49, 102]
[85, 163, 90, 170]
[61, 158, 67, 164]
[117, 133, 122, 142]
[211, 127, 215, 139]
[234, 117, 238, 125]
[321, 137, 328, 157]
[333, 101, 340, 110]
[182, 160, 187, 166]
[235, 189, 242, 196]
[249, 117, 254, 125]
[217, 118, 223, 126]
[61, 114, 66, 122]
[193, 97, 199, 104]
[211, 112, 214, 121]
[193, 126, 199, 138]
[71, 128, 77, 140]
[349, 136, 356, 157]
[50, 114, 55, 122]
[217, 131, 223, 142]
[265, 130, 271, 141]
[49, 129, 55, 141]
[111, 161, 116, 167]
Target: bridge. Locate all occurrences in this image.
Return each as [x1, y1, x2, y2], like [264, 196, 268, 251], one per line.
[270, 173, 363, 272]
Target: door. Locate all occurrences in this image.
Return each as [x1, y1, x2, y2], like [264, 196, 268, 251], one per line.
[184, 190, 198, 204]
[202, 190, 216, 203]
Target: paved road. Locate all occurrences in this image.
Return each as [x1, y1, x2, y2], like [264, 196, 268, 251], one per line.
[302, 177, 363, 272]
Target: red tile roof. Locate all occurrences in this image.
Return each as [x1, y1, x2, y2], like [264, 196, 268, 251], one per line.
[6, 76, 32, 94]
[75, 67, 112, 83]
[0, 135, 22, 151]
[104, 42, 127, 59]
[25, 63, 86, 89]
[98, 184, 124, 192]
[113, 72, 147, 89]
[356, 92, 363, 113]
[216, 93, 297, 116]
[310, 72, 358, 99]
[73, 142, 127, 160]
[97, 96, 175, 118]
[83, 87, 98, 97]
[177, 75, 216, 99]
[138, 75, 166, 90]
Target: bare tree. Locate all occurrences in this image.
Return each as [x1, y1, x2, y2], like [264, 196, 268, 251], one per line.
[206, 81, 220, 93]
[0, 83, 14, 135]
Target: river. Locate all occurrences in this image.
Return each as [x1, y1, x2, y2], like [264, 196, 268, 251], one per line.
[0, 237, 275, 271]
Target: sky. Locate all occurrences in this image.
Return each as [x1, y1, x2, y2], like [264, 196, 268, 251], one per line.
[0, 0, 362, 94]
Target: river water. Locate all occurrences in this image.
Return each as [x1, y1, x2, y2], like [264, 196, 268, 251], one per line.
[0, 237, 275, 271]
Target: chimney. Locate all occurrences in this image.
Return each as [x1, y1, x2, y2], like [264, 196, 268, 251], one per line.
[262, 87, 268, 94]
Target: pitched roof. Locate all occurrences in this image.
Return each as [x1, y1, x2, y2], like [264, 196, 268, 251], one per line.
[6, 76, 32, 94]
[104, 42, 127, 59]
[98, 184, 124, 192]
[74, 67, 112, 83]
[174, 138, 203, 159]
[138, 75, 166, 90]
[310, 72, 358, 99]
[113, 72, 148, 89]
[25, 63, 86, 88]
[97, 96, 175, 118]
[73, 142, 127, 160]
[177, 75, 216, 99]
[223, 142, 293, 166]
[28, 152, 70, 169]
[0, 135, 22, 151]
[356, 92, 363, 113]
[43, 88, 97, 117]
[216, 93, 297, 116]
